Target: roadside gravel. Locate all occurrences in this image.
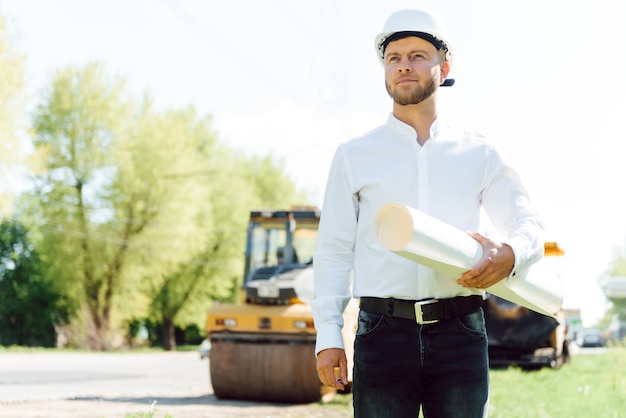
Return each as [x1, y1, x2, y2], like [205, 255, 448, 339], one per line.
[0, 395, 353, 418]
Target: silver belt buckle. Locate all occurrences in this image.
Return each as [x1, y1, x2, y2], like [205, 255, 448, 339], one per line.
[414, 299, 439, 324]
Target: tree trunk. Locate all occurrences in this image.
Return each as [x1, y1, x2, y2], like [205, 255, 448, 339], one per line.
[162, 317, 176, 351]
[86, 307, 111, 351]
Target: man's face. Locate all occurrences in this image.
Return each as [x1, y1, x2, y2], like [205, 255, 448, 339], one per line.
[383, 36, 447, 106]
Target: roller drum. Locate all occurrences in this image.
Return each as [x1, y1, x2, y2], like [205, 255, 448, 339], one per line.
[209, 333, 322, 403]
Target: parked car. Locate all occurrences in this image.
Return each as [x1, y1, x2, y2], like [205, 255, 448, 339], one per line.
[576, 329, 606, 348]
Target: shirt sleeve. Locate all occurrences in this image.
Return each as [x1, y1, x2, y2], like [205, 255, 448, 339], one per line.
[311, 145, 357, 355]
[480, 146, 545, 279]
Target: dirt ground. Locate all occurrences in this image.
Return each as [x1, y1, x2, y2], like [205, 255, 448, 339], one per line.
[0, 392, 353, 418]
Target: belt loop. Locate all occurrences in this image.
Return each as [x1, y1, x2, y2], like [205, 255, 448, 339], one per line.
[445, 298, 453, 318]
[387, 298, 394, 318]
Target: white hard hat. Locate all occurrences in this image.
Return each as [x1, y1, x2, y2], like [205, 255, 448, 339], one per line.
[375, 9, 455, 86]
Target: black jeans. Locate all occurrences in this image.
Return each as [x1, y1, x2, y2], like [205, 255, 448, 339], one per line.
[352, 308, 489, 417]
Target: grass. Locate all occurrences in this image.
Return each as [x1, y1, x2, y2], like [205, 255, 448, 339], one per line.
[317, 348, 626, 418]
[123, 401, 173, 418]
[488, 349, 625, 417]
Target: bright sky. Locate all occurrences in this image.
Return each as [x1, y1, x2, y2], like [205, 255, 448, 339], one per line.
[3, 0, 625, 326]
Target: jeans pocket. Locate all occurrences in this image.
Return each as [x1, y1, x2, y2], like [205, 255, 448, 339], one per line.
[454, 308, 486, 337]
[356, 310, 386, 338]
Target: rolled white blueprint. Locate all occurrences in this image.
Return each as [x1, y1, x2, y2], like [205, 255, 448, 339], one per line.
[374, 202, 563, 316]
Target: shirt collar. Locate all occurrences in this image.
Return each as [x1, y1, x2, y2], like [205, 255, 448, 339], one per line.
[386, 113, 443, 143]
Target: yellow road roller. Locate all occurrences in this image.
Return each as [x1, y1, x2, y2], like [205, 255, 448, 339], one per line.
[205, 208, 357, 403]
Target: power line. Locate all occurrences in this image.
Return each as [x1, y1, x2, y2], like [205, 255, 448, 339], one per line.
[158, 0, 313, 108]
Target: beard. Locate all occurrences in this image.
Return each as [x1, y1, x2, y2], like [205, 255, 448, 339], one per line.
[386, 75, 438, 106]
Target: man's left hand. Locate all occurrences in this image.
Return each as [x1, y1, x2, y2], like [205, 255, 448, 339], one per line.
[457, 232, 514, 289]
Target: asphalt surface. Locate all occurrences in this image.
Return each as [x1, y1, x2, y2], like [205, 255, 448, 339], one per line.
[0, 351, 351, 418]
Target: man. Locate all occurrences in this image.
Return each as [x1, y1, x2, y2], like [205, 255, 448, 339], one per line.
[311, 8, 544, 418]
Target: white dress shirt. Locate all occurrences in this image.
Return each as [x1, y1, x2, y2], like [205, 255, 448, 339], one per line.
[311, 114, 544, 354]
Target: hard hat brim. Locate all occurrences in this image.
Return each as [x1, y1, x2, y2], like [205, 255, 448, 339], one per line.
[375, 30, 454, 69]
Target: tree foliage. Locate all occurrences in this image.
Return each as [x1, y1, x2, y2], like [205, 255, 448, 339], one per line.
[0, 12, 28, 218]
[0, 219, 69, 346]
[26, 63, 216, 348]
[26, 63, 134, 348]
[602, 245, 626, 322]
[23, 62, 307, 350]
[149, 149, 305, 349]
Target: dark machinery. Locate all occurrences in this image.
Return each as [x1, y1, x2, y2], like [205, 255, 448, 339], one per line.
[484, 242, 569, 369]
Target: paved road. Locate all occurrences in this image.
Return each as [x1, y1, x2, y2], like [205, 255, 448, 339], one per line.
[0, 351, 208, 401]
[0, 351, 350, 418]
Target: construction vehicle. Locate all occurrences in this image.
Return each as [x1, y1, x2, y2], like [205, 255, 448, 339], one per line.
[484, 242, 570, 369]
[205, 208, 357, 403]
[206, 209, 567, 402]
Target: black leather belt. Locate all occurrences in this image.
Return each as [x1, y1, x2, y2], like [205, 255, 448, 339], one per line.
[359, 295, 484, 325]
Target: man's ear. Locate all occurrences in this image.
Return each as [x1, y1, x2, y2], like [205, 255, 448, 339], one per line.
[440, 61, 451, 86]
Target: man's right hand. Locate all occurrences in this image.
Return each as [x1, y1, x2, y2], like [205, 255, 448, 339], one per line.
[316, 348, 348, 390]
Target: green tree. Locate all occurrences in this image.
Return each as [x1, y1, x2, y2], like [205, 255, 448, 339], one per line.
[242, 154, 308, 206]
[25, 61, 307, 350]
[0, 12, 29, 218]
[0, 219, 69, 346]
[27, 63, 133, 349]
[116, 103, 218, 350]
[27, 63, 215, 349]
[149, 151, 306, 350]
[602, 245, 626, 323]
